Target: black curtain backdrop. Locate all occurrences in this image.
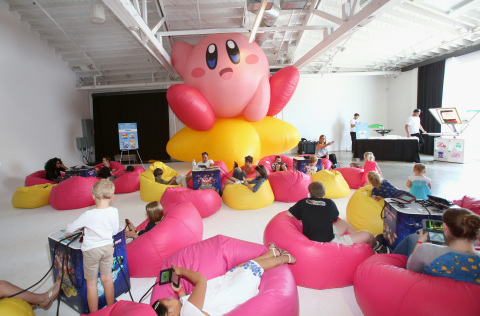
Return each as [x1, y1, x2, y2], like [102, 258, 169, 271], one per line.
[92, 90, 170, 163]
[417, 60, 445, 155]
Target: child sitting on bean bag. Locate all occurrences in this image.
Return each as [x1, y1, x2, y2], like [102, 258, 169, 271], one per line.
[125, 201, 164, 240]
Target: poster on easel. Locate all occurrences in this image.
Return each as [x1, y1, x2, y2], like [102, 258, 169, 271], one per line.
[118, 123, 139, 150]
[356, 123, 370, 139]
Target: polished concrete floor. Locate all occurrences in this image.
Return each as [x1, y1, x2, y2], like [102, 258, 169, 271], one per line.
[0, 152, 478, 315]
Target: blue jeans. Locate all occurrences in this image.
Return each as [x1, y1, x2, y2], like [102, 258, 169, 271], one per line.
[393, 233, 419, 257]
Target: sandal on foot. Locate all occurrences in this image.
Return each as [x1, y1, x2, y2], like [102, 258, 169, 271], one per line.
[281, 251, 296, 264]
[40, 280, 60, 310]
[268, 242, 281, 257]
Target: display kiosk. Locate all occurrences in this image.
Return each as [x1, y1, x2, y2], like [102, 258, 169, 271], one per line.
[383, 199, 443, 249]
[48, 228, 130, 314]
[192, 166, 222, 194]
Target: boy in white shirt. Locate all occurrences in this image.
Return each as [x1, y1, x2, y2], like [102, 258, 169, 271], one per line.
[66, 179, 119, 313]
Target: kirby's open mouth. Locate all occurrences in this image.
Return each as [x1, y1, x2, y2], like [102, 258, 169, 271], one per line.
[219, 67, 233, 80]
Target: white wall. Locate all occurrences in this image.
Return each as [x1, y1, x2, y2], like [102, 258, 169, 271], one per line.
[0, 2, 89, 194]
[281, 74, 389, 152]
[386, 69, 418, 136]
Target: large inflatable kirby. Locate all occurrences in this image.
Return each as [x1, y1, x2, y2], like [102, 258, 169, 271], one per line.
[167, 33, 300, 166]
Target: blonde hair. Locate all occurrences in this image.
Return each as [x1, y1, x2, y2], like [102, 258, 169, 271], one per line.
[309, 155, 318, 164]
[146, 201, 164, 223]
[92, 179, 115, 200]
[413, 163, 426, 173]
[308, 181, 325, 198]
[364, 152, 375, 161]
[367, 171, 382, 189]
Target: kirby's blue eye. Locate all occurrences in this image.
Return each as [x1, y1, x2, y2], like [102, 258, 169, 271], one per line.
[206, 44, 217, 70]
[226, 40, 240, 64]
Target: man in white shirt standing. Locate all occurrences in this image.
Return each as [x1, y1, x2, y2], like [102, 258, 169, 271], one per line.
[350, 113, 360, 153]
[405, 109, 427, 150]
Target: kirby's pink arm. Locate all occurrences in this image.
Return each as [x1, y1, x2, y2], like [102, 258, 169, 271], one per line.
[167, 84, 215, 131]
[268, 66, 299, 116]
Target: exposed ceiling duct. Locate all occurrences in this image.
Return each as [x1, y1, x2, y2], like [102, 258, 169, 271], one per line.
[248, 0, 308, 47]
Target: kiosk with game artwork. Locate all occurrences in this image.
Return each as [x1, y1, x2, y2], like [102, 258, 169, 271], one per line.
[428, 107, 479, 163]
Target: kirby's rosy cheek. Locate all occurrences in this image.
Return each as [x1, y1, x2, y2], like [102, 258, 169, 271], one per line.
[245, 54, 259, 65]
[191, 67, 206, 78]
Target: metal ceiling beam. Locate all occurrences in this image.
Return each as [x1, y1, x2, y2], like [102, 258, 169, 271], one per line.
[294, 0, 403, 70]
[164, 2, 245, 11]
[102, 0, 176, 77]
[157, 25, 329, 37]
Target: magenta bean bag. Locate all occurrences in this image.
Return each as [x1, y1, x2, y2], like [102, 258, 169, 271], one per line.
[126, 201, 203, 278]
[113, 166, 144, 193]
[150, 235, 299, 316]
[268, 171, 311, 202]
[264, 211, 374, 289]
[354, 254, 480, 316]
[258, 154, 294, 175]
[94, 161, 125, 176]
[48, 177, 98, 210]
[160, 187, 221, 218]
[186, 160, 229, 188]
[83, 300, 156, 316]
[335, 167, 364, 189]
[25, 170, 56, 187]
[454, 195, 480, 214]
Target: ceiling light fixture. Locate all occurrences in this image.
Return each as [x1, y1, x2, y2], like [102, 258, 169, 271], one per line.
[90, 1, 105, 24]
[249, 0, 269, 43]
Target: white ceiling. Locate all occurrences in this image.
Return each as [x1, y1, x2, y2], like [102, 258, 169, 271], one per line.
[5, 0, 480, 89]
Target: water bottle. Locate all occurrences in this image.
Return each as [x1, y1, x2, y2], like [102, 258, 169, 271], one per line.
[192, 159, 196, 171]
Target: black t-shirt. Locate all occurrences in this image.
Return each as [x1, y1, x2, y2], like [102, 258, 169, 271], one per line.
[289, 197, 339, 242]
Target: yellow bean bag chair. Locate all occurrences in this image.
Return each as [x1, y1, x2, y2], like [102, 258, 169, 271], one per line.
[0, 298, 34, 316]
[222, 180, 275, 210]
[11, 183, 55, 208]
[311, 170, 350, 199]
[139, 161, 181, 202]
[346, 185, 384, 235]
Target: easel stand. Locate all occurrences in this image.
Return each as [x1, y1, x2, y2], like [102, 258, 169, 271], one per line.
[120, 149, 145, 169]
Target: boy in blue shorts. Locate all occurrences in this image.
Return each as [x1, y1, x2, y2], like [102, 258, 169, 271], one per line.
[66, 179, 119, 312]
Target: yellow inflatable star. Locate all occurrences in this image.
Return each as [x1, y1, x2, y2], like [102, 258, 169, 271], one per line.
[167, 116, 300, 168]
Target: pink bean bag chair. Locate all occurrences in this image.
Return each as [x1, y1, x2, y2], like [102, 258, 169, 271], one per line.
[264, 211, 374, 289]
[126, 201, 203, 278]
[186, 160, 229, 188]
[150, 235, 299, 316]
[24, 170, 56, 187]
[454, 195, 480, 214]
[83, 300, 155, 316]
[268, 171, 311, 202]
[335, 167, 364, 189]
[160, 187, 221, 218]
[94, 161, 125, 176]
[258, 155, 294, 175]
[48, 177, 98, 210]
[354, 254, 480, 316]
[113, 166, 144, 194]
